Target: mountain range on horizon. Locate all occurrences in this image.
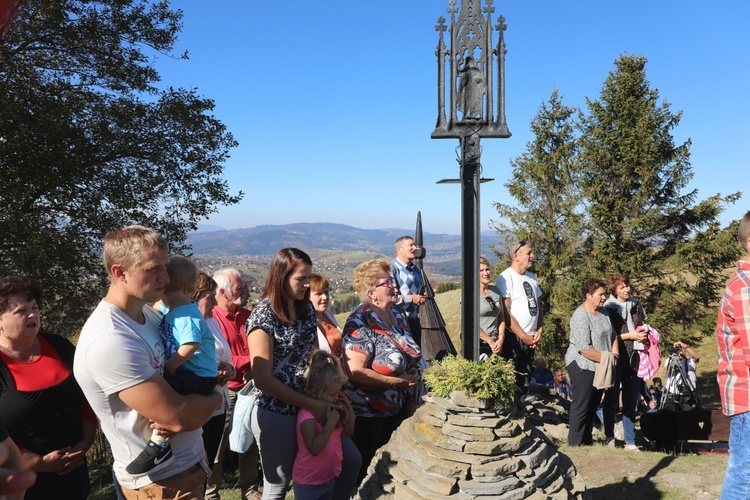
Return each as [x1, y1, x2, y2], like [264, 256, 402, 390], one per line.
[188, 222, 504, 261]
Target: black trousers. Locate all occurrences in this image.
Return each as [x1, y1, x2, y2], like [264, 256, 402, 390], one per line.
[407, 317, 422, 347]
[352, 411, 404, 485]
[165, 367, 216, 396]
[501, 333, 534, 391]
[567, 361, 603, 446]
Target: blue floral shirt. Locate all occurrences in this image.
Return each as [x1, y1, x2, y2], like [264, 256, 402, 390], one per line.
[342, 303, 423, 418]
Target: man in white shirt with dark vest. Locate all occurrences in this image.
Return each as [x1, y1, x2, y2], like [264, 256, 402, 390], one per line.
[496, 240, 543, 392]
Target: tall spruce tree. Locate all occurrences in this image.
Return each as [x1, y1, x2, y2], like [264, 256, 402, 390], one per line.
[495, 55, 739, 360]
[578, 54, 738, 342]
[0, 1, 242, 336]
[492, 89, 584, 355]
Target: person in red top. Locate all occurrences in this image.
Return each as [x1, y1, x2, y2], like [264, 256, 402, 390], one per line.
[0, 276, 97, 500]
[205, 268, 260, 500]
[717, 210, 750, 499]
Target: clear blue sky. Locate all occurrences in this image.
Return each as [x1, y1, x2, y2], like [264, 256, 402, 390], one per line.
[157, 1, 749, 235]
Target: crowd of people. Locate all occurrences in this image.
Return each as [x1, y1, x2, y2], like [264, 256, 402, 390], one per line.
[3, 212, 750, 498]
[0, 228, 431, 500]
[474, 241, 701, 455]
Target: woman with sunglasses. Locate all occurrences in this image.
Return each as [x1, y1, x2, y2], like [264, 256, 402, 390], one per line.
[479, 257, 506, 359]
[341, 259, 425, 486]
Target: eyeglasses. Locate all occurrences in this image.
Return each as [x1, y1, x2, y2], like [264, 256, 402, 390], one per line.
[485, 296, 498, 311]
[375, 278, 395, 288]
[512, 240, 527, 255]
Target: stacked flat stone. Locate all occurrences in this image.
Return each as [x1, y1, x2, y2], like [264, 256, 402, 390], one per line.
[521, 387, 572, 444]
[357, 391, 586, 499]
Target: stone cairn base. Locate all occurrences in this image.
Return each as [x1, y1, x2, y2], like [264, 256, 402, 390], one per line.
[357, 391, 586, 499]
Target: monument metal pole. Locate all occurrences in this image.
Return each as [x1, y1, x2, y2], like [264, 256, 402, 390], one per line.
[460, 133, 481, 361]
[432, 0, 510, 361]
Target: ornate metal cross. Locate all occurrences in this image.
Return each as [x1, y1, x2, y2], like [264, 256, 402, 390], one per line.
[431, 0, 510, 360]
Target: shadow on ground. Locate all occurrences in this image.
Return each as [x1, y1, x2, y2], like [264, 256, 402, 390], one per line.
[584, 455, 675, 499]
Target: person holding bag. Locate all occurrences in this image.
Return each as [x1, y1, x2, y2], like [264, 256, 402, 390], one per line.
[602, 275, 649, 451]
[565, 279, 620, 447]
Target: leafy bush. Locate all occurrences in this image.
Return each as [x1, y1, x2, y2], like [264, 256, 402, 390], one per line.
[423, 355, 516, 407]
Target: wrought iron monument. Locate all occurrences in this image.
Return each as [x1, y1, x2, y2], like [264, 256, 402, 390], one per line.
[432, 0, 510, 360]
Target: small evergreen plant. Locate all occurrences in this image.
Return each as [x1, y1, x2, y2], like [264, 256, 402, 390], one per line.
[423, 355, 516, 408]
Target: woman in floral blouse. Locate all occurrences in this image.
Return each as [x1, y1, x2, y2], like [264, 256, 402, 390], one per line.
[342, 259, 425, 485]
[247, 248, 334, 499]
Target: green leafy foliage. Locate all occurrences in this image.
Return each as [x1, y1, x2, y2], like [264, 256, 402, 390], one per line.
[493, 55, 740, 361]
[492, 89, 585, 358]
[423, 355, 516, 407]
[0, 0, 242, 336]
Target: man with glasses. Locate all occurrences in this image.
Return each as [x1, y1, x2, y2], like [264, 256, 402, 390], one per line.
[391, 236, 427, 346]
[496, 240, 543, 392]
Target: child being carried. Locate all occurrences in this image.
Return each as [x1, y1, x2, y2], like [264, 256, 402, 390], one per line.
[126, 255, 217, 476]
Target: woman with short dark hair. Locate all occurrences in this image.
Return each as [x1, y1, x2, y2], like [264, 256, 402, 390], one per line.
[0, 276, 96, 499]
[565, 279, 619, 446]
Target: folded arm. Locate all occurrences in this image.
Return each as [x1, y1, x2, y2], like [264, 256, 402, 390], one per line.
[118, 372, 221, 433]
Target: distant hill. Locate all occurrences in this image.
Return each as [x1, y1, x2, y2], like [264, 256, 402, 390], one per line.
[188, 222, 502, 259]
[187, 222, 504, 279]
[195, 223, 226, 233]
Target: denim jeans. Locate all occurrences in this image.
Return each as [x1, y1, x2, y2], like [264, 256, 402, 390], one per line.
[603, 362, 640, 445]
[722, 412, 750, 499]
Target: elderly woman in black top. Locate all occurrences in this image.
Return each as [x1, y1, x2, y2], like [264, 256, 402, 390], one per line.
[565, 279, 619, 446]
[0, 276, 96, 499]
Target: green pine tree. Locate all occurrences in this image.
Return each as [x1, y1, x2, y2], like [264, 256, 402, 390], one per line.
[578, 54, 739, 343]
[492, 89, 583, 357]
[495, 55, 740, 361]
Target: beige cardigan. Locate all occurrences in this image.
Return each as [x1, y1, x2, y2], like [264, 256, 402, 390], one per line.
[593, 351, 617, 390]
